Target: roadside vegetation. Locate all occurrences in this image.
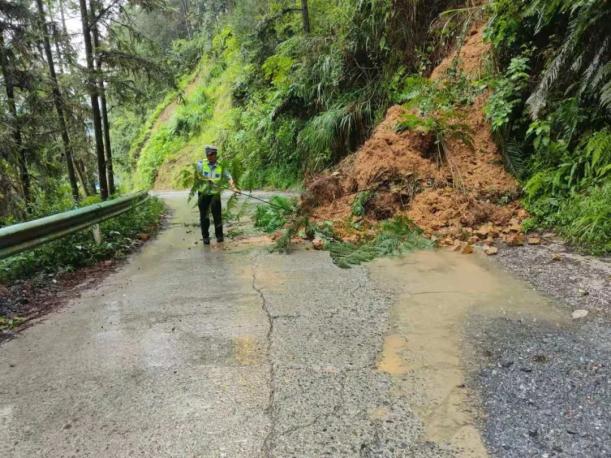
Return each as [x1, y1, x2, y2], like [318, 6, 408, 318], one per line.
[0, 196, 164, 333]
[484, 0, 610, 254]
[0, 197, 165, 284]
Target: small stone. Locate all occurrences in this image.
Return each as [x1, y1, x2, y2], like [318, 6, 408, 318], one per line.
[137, 232, 150, 241]
[451, 242, 462, 252]
[468, 235, 479, 244]
[483, 245, 498, 256]
[578, 288, 589, 296]
[476, 224, 494, 237]
[551, 253, 562, 262]
[440, 237, 454, 246]
[461, 244, 474, 254]
[571, 309, 588, 319]
[527, 236, 541, 245]
[508, 218, 522, 232]
[505, 233, 525, 246]
[0, 284, 9, 298]
[312, 238, 324, 250]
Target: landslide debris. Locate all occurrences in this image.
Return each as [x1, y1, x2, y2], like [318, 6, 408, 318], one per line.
[306, 26, 527, 247]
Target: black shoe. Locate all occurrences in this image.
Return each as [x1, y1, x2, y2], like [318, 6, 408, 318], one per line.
[203, 237, 210, 245]
[216, 237, 224, 243]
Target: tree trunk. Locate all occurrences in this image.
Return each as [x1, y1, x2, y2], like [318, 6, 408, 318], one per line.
[0, 31, 31, 206]
[180, 0, 193, 39]
[35, 0, 80, 202]
[300, 0, 310, 34]
[78, 0, 108, 200]
[99, 84, 115, 194]
[52, 24, 64, 73]
[59, 0, 69, 36]
[90, 0, 115, 195]
[46, 0, 64, 73]
[74, 158, 92, 195]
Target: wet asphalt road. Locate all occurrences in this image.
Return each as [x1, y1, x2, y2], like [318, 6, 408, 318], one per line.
[0, 192, 608, 457]
[0, 192, 448, 456]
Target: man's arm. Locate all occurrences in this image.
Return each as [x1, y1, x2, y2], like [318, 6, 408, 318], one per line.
[224, 169, 237, 191]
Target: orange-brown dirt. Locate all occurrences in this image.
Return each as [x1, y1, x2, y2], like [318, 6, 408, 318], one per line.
[307, 25, 527, 246]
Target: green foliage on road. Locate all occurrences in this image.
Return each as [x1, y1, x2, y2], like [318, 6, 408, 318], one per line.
[0, 197, 165, 284]
[253, 196, 299, 233]
[326, 217, 433, 268]
[251, 197, 432, 268]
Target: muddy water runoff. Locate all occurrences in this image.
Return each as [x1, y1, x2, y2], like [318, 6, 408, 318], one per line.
[369, 249, 568, 457]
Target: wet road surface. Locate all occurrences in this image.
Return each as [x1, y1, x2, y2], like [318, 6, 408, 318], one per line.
[0, 192, 601, 457]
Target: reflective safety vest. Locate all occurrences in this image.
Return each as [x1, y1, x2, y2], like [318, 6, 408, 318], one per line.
[201, 162, 225, 195]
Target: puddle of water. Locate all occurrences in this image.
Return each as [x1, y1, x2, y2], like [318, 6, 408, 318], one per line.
[376, 334, 409, 375]
[370, 249, 568, 457]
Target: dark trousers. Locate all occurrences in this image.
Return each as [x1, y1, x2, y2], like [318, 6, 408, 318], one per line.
[198, 193, 223, 240]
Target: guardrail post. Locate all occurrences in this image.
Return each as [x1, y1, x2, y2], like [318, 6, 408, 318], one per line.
[92, 224, 102, 244]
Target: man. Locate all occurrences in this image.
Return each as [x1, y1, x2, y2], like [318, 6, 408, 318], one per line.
[196, 145, 235, 245]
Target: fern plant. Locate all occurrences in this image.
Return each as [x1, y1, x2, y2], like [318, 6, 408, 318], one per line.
[253, 196, 298, 233]
[327, 216, 433, 268]
[524, 0, 611, 116]
[396, 110, 474, 166]
[351, 191, 373, 217]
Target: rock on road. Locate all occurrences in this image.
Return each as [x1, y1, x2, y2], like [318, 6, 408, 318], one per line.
[0, 192, 607, 457]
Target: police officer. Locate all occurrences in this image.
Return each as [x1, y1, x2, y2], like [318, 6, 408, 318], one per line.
[196, 145, 235, 245]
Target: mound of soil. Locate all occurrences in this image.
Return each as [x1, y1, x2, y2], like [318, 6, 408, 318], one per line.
[307, 26, 526, 245]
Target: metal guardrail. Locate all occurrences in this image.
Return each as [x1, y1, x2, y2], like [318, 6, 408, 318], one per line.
[0, 191, 149, 260]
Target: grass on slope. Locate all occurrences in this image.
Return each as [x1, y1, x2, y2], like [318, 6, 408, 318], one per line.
[133, 30, 244, 191]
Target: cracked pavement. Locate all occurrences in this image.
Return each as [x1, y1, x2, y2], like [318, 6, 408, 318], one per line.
[0, 192, 448, 457]
[1, 192, 605, 457]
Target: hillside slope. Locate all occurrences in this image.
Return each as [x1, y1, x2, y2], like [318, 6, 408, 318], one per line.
[308, 26, 526, 245]
[129, 33, 243, 191]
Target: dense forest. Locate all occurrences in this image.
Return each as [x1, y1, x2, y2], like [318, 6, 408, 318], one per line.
[1, 0, 609, 253]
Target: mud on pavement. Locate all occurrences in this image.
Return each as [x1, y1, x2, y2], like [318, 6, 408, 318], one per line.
[371, 246, 610, 458]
